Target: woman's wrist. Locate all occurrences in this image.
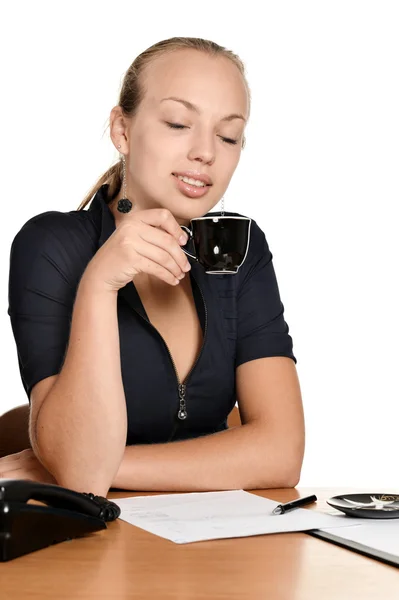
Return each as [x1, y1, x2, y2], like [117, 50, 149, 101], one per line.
[78, 266, 119, 297]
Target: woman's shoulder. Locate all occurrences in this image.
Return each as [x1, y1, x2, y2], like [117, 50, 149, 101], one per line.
[11, 207, 100, 257]
[9, 208, 102, 292]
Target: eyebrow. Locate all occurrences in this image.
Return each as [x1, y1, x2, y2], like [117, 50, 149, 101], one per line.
[160, 96, 247, 123]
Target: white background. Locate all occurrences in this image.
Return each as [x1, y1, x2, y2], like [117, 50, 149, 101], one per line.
[0, 1, 397, 487]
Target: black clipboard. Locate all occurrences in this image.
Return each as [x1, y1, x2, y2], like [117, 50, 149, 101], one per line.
[306, 530, 399, 569]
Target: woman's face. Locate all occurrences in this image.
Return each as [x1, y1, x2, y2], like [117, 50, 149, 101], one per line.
[114, 50, 249, 225]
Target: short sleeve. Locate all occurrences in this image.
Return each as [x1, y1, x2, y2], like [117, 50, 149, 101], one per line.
[235, 220, 296, 369]
[8, 213, 95, 400]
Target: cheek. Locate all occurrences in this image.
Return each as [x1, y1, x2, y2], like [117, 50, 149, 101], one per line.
[219, 152, 240, 182]
[132, 128, 179, 171]
[129, 133, 160, 175]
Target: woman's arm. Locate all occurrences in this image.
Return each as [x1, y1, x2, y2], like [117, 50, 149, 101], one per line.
[31, 276, 127, 497]
[113, 357, 305, 491]
[28, 208, 189, 497]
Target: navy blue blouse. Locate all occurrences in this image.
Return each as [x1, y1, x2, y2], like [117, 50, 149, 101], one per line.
[8, 185, 296, 444]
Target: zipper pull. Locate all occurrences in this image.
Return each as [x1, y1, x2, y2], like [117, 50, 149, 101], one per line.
[177, 383, 187, 420]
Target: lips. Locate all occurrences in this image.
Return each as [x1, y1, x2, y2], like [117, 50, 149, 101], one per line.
[172, 173, 211, 199]
[172, 171, 213, 186]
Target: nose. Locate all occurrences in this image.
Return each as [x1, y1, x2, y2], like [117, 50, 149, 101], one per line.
[187, 131, 215, 166]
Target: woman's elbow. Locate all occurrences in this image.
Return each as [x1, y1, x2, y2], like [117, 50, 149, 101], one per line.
[258, 439, 304, 489]
[268, 463, 302, 489]
[281, 443, 304, 488]
[284, 466, 302, 488]
[281, 445, 304, 488]
[269, 463, 302, 489]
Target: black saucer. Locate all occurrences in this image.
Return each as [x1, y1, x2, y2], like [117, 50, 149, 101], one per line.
[327, 493, 399, 519]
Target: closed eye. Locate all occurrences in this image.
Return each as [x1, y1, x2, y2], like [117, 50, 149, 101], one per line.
[165, 122, 238, 145]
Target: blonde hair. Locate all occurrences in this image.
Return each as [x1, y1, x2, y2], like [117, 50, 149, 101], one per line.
[78, 36, 251, 210]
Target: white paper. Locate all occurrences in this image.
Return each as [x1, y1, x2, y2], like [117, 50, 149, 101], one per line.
[114, 490, 363, 544]
[320, 518, 399, 557]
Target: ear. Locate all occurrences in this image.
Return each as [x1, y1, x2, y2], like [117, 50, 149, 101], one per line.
[110, 106, 130, 154]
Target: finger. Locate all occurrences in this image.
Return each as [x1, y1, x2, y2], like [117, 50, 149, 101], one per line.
[132, 253, 184, 286]
[137, 208, 188, 246]
[0, 468, 23, 478]
[0, 450, 27, 464]
[0, 471, 35, 482]
[0, 460, 29, 474]
[138, 223, 191, 273]
[0, 456, 18, 466]
[0, 466, 55, 484]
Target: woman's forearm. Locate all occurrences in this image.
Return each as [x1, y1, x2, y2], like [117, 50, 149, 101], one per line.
[112, 422, 303, 492]
[34, 274, 127, 496]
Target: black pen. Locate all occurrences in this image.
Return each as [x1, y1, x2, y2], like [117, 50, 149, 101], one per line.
[272, 494, 318, 515]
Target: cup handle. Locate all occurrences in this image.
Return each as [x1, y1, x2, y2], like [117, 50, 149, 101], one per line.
[180, 226, 197, 261]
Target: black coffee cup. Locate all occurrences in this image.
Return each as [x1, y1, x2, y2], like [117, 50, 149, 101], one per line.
[180, 214, 251, 274]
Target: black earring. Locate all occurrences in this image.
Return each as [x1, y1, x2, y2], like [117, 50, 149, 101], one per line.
[117, 151, 133, 213]
[117, 199, 132, 213]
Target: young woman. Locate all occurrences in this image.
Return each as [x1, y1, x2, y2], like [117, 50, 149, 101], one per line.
[2, 37, 305, 496]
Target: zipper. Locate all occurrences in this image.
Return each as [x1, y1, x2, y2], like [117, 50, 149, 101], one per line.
[134, 270, 208, 423]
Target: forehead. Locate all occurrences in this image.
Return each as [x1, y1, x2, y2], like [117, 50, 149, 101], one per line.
[141, 50, 249, 117]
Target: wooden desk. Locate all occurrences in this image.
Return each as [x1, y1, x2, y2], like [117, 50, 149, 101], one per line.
[1, 487, 398, 598]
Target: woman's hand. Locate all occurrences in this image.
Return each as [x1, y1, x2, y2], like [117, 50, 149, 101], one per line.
[84, 207, 192, 292]
[0, 449, 57, 484]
